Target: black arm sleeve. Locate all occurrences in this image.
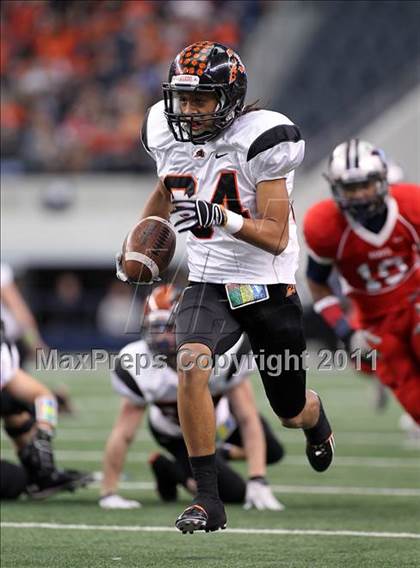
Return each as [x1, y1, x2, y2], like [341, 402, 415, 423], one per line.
[306, 256, 333, 285]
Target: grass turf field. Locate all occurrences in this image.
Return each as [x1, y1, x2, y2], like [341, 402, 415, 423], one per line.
[1, 362, 419, 568]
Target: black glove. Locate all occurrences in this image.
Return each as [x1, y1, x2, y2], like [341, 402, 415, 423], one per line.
[172, 200, 226, 233]
[18, 428, 55, 479]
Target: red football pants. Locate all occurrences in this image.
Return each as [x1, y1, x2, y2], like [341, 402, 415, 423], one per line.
[365, 300, 420, 424]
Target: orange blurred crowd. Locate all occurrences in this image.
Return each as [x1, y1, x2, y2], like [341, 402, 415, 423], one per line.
[1, 0, 263, 173]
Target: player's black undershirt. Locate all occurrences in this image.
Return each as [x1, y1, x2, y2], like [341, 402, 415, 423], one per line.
[362, 209, 388, 234]
[306, 257, 332, 285]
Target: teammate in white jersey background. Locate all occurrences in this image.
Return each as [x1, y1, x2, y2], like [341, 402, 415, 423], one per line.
[0, 322, 92, 500]
[120, 41, 335, 533]
[100, 286, 285, 511]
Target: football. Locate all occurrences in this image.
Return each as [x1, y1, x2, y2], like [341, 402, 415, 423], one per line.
[122, 216, 176, 283]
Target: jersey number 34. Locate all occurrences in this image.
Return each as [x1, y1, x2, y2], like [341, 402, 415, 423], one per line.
[164, 172, 250, 239]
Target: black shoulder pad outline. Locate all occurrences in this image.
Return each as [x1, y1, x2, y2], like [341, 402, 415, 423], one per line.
[141, 107, 152, 154]
[247, 124, 302, 162]
[115, 356, 145, 400]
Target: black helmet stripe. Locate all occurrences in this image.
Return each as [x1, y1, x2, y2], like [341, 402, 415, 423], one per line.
[350, 139, 356, 169]
[346, 138, 359, 170]
[345, 140, 351, 170]
[354, 138, 360, 168]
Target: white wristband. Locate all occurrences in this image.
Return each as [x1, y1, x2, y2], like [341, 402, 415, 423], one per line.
[313, 295, 340, 314]
[223, 209, 244, 235]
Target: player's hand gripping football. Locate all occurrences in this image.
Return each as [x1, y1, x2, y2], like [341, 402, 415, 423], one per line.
[115, 253, 160, 285]
[244, 477, 285, 511]
[172, 199, 226, 233]
[115, 252, 130, 283]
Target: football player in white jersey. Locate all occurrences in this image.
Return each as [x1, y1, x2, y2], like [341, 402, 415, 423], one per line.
[0, 322, 91, 499]
[120, 41, 334, 532]
[100, 286, 285, 511]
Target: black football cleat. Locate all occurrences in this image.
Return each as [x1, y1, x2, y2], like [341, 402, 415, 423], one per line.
[175, 498, 227, 534]
[306, 433, 335, 472]
[26, 469, 93, 499]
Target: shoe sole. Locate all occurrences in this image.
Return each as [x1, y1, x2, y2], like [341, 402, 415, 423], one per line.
[27, 475, 92, 500]
[27, 481, 77, 500]
[176, 517, 227, 534]
[205, 524, 227, 533]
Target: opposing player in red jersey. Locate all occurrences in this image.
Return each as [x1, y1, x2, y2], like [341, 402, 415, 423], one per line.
[304, 139, 420, 424]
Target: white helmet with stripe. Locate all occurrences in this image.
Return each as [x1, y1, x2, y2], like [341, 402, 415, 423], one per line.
[325, 139, 388, 222]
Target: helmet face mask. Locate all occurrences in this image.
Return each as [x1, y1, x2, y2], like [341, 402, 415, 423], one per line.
[163, 85, 234, 144]
[326, 139, 389, 223]
[163, 42, 247, 144]
[331, 176, 388, 223]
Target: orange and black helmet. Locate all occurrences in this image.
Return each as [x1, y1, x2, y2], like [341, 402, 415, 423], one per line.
[163, 42, 247, 144]
[143, 285, 181, 355]
[145, 285, 180, 314]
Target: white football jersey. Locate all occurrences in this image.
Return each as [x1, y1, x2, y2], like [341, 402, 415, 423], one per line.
[1, 264, 22, 341]
[148, 395, 238, 440]
[110, 333, 254, 407]
[0, 340, 19, 390]
[142, 101, 305, 284]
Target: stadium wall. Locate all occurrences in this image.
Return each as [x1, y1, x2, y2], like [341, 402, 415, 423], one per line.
[1, 174, 189, 270]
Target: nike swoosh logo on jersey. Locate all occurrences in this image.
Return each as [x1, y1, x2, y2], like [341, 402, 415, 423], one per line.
[215, 152, 228, 159]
